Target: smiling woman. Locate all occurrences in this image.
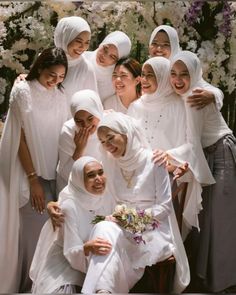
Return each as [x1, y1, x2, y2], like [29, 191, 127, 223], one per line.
[0, 47, 68, 293]
[54, 16, 98, 111]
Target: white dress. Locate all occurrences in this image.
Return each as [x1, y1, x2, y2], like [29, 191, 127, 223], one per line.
[81, 150, 190, 293]
[0, 80, 68, 292]
[30, 187, 114, 293]
[63, 56, 98, 114]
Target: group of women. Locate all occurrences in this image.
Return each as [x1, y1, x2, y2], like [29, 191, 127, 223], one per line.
[0, 14, 235, 294]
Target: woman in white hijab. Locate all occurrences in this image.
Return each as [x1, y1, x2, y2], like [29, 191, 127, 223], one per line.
[56, 89, 104, 193]
[54, 16, 98, 111]
[169, 50, 236, 292]
[84, 31, 132, 102]
[148, 24, 224, 110]
[30, 156, 114, 293]
[80, 112, 190, 293]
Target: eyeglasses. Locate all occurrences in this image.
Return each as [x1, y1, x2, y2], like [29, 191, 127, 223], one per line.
[150, 42, 170, 49]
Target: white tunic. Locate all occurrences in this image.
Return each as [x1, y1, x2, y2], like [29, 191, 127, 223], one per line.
[128, 93, 186, 150]
[103, 94, 129, 114]
[63, 56, 98, 113]
[0, 80, 68, 292]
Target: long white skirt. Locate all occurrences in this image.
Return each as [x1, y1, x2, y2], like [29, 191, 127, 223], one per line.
[81, 220, 173, 293]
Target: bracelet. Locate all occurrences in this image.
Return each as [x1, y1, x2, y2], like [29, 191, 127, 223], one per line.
[27, 171, 37, 178]
[28, 175, 38, 182]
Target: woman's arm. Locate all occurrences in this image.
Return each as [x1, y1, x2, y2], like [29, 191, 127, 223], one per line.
[18, 128, 45, 213]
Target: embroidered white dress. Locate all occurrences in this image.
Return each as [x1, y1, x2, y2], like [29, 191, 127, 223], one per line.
[0, 80, 68, 292]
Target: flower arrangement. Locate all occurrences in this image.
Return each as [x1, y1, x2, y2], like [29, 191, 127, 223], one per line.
[92, 204, 159, 244]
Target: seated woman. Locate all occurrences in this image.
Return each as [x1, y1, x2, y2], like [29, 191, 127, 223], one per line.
[56, 89, 104, 193]
[30, 156, 115, 293]
[169, 50, 236, 292]
[84, 31, 132, 102]
[80, 112, 190, 293]
[103, 57, 141, 113]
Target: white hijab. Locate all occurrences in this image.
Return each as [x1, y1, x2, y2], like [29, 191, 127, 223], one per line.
[54, 16, 91, 62]
[98, 112, 150, 171]
[84, 31, 132, 101]
[54, 16, 97, 106]
[149, 25, 180, 60]
[70, 89, 103, 119]
[141, 56, 175, 107]
[57, 89, 103, 179]
[170, 50, 203, 97]
[65, 156, 105, 211]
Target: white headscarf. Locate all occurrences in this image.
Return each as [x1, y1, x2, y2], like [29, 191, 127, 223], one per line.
[67, 156, 105, 211]
[70, 89, 103, 119]
[98, 112, 150, 171]
[170, 50, 203, 98]
[141, 57, 174, 106]
[149, 25, 180, 60]
[84, 31, 132, 101]
[100, 31, 132, 59]
[54, 16, 91, 54]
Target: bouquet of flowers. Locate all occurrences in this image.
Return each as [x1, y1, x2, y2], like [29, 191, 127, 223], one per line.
[92, 204, 159, 244]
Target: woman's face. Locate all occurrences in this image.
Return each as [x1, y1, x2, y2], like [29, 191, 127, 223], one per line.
[38, 64, 66, 90]
[149, 31, 171, 59]
[141, 64, 158, 94]
[74, 110, 100, 134]
[170, 60, 190, 95]
[97, 126, 127, 158]
[112, 65, 140, 98]
[84, 161, 106, 195]
[96, 44, 119, 67]
[67, 31, 90, 59]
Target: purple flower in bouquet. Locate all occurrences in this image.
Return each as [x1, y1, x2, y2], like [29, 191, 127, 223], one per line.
[133, 233, 146, 245]
[185, 0, 205, 26]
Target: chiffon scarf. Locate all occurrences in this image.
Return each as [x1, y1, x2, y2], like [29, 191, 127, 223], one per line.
[54, 16, 91, 57]
[98, 112, 150, 171]
[149, 25, 180, 60]
[140, 56, 175, 108]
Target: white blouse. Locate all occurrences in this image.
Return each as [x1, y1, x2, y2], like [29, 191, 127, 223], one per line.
[128, 94, 186, 150]
[103, 94, 129, 114]
[63, 55, 98, 112]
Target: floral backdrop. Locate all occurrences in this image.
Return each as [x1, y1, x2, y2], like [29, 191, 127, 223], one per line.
[0, 0, 235, 133]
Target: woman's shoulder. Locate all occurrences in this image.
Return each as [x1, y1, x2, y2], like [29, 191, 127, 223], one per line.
[10, 80, 32, 109]
[103, 94, 117, 109]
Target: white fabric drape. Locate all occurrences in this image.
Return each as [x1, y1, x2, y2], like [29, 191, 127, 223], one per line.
[54, 16, 98, 111]
[0, 80, 67, 293]
[84, 31, 131, 102]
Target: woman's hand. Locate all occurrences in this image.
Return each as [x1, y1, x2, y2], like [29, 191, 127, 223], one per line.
[47, 201, 65, 231]
[84, 237, 112, 256]
[29, 178, 45, 214]
[173, 162, 189, 180]
[152, 149, 170, 167]
[187, 88, 214, 109]
[72, 126, 93, 160]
